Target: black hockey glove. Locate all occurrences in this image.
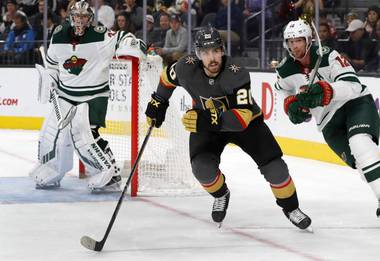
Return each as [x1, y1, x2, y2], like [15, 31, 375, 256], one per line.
[182, 108, 222, 132]
[284, 95, 311, 124]
[145, 92, 169, 128]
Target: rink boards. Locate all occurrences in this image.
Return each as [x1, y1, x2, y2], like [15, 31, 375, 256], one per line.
[0, 68, 379, 165]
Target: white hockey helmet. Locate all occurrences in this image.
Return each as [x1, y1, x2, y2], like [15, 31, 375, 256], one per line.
[115, 33, 147, 60]
[283, 19, 313, 58]
[70, 0, 94, 36]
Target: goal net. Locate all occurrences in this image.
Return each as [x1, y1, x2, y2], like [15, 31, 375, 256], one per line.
[91, 54, 202, 196]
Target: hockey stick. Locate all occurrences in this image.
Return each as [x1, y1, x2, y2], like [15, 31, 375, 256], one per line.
[80, 122, 155, 252]
[308, 20, 323, 85]
[38, 46, 76, 130]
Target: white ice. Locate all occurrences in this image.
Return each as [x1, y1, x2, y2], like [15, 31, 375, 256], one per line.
[0, 129, 379, 261]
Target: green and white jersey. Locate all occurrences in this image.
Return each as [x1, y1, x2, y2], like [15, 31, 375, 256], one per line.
[275, 45, 369, 131]
[46, 23, 126, 102]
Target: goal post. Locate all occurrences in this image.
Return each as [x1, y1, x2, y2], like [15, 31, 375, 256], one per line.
[80, 53, 202, 196]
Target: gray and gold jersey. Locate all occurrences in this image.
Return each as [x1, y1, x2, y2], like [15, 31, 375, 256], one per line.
[157, 55, 262, 131]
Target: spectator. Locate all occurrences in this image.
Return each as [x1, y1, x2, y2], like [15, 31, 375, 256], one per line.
[91, 0, 115, 29]
[339, 19, 377, 72]
[292, 0, 323, 18]
[156, 13, 188, 64]
[1, 0, 19, 40]
[29, 0, 60, 38]
[150, 12, 170, 47]
[113, 11, 135, 33]
[1, 11, 35, 64]
[364, 5, 380, 39]
[123, 0, 143, 31]
[135, 14, 155, 46]
[177, 0, 197, 28]
[34, 11, 57, 43]
[339, 11, 358, 39]
[152, 1, 169, 28]
[214, 0, 242, 53]
[319, 22, 338, 50]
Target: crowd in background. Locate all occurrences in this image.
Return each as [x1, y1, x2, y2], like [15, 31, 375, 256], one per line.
[1, 0, 380, 73]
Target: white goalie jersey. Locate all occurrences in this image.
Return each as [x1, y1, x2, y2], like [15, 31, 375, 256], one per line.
[45, 23, 146, 102]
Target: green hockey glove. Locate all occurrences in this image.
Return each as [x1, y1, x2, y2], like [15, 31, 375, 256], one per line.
[296, 81, 333, 108]
[284, 95, 311, 124]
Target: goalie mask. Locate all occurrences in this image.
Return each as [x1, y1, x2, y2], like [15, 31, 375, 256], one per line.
[70, 0, 94, 36]
[194, 26, 225, 59]
[283, 19, 313, 59]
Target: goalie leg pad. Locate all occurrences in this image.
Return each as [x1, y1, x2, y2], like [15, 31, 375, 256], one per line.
[349, 133, 380, 197]
[70, 103, 120, 189]
[31, 102, 74, 188]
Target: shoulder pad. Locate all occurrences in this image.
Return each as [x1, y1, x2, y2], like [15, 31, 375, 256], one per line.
[94, 25, 107, 34]
[276, 57, 287, 69]
[53, 25, 63, 35]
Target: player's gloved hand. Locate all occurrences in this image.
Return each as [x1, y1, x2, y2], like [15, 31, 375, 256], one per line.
[296, 81, 333, 108]
[145, 92, 169, 128]
[284, 95, 311, 124]
[182, 107, 222, 132]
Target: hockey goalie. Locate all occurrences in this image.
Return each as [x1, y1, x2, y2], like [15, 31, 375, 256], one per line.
[30, 0, 147, 192]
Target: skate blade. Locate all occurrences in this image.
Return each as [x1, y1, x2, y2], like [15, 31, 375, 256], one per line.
[90, 183, 121, 193]
[305, 226, 314, 233]
[35, 183, 60, 189]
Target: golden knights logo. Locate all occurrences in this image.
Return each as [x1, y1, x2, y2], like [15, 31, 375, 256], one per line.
[63, 55, 87, 75]
[200, 96, 229, 112]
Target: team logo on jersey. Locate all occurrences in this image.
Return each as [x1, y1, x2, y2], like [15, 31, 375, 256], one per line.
[228, 64, 240, 73]
[185, 56, 197, 65]
[63, 55, 87, 75]
[200, 96, 229, 112]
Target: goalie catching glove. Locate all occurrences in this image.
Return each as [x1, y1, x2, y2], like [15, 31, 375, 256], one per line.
[284, 95, 311, 124]
[145, 92, 169, 128]
[182, 99, 222, 132]
[296, 80, 333, 108]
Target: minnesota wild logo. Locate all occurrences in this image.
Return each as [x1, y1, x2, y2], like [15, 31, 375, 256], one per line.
[63, 55, 87, 75]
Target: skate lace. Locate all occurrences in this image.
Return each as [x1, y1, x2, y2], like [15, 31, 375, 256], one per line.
[213, 192, 228, 211]
[288, 209, 306, 224]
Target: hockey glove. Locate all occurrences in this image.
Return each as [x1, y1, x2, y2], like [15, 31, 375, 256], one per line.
[145, 92, 169, 128]
[296, 81, 333, 108]
[182, 108, 222, 133]
[284, 95, 311, 124]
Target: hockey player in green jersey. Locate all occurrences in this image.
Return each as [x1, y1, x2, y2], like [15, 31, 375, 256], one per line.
[145, 26, 312, 230]
[275, 19, 380, 217]
[30, 0, 146, 191]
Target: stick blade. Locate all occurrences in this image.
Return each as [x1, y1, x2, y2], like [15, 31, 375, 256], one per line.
[80, 235, 103, 251]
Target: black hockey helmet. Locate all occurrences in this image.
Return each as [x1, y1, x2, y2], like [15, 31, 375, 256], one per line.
[194, 26, 225, 56]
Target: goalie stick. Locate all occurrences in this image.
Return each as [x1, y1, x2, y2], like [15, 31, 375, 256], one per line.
[38, 46, 76, 130]
[80, 122, 155, 252]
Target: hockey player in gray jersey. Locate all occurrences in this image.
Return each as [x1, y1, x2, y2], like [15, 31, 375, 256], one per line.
[275, 19, 380, 217]
[145, 26, 312, 230]
[30, 0, 146, 191]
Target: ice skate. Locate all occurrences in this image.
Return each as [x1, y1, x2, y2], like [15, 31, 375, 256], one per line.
[283, 208, 313, 232]
[376, 200, 380, 218]
[212, 189, 230, 228]
[30, 164, 65, 189]
[89, 165, 122, 193]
